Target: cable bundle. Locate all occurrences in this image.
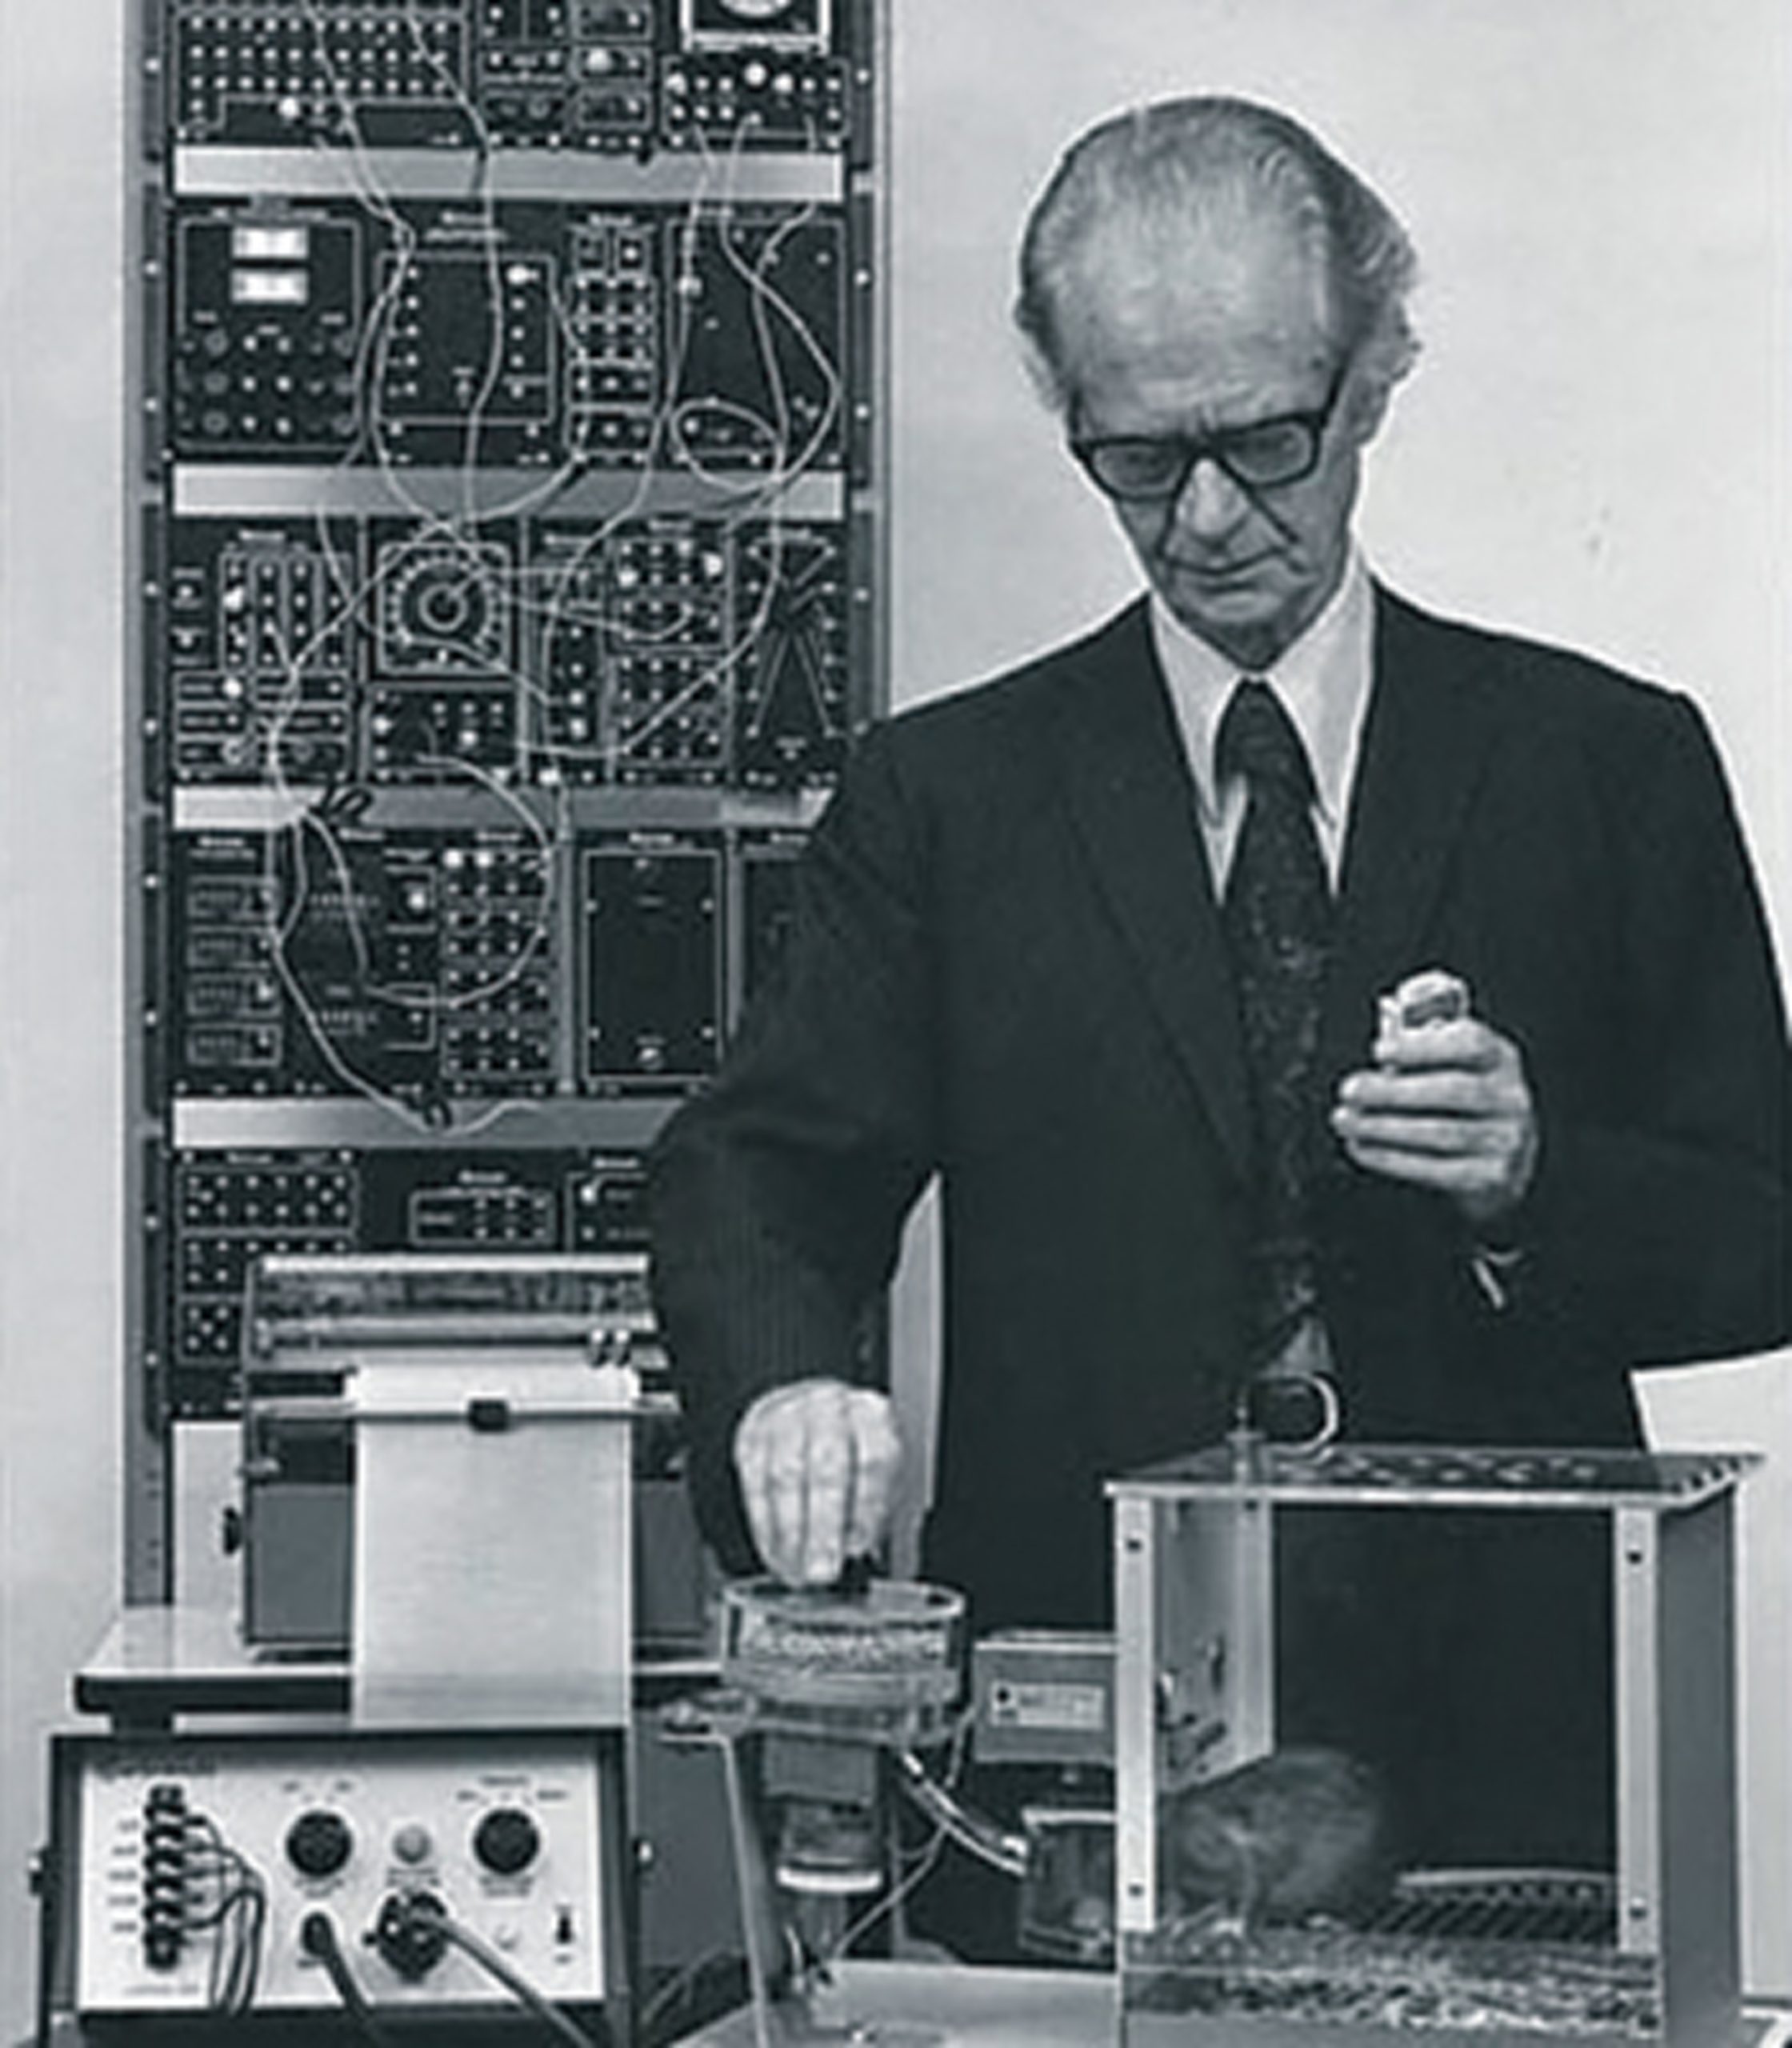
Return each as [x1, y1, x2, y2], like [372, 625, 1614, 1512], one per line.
[303, 1894, 605, 2048]
[170, 1806, 270, 2015]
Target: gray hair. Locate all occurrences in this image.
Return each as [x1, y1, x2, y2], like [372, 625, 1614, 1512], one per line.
[1014, 95, 1420, 415]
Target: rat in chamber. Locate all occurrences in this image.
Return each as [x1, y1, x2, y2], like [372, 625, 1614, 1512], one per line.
[1159, 1746, 1396, 1941]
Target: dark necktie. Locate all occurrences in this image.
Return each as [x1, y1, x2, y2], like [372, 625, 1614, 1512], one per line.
[1216, 678, 1334, 1370]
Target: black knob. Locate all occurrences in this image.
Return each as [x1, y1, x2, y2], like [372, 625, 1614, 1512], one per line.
[286, 1809, 354, 1879]
[471, 1806, 540, 1877]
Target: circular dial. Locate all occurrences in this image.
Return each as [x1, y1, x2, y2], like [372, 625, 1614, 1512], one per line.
[718, 0, 794, 18]
[471, 1806, 542, 1878]
[285, 1809, 354, 1879]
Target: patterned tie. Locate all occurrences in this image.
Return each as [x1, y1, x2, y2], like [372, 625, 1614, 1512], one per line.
[1216, 678, 1334, 1372]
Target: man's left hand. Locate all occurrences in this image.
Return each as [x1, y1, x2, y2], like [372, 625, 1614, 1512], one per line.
[1330, 1006, 1539, 1230]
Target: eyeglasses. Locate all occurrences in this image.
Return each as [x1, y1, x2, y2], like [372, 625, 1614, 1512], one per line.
[1070, 362, 1346, 502]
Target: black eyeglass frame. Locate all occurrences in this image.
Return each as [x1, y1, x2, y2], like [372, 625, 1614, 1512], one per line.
[1069, 358, 1350, 503]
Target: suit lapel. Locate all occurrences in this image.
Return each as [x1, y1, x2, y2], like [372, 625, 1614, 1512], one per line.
[1037, 589, 1504, 1180]
[1320, 588, 1505, 1083]
[1042, 603, 1255, 1182]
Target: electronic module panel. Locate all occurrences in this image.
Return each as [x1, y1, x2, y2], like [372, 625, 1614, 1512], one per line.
[126, 0, 884, 1569]
[49, 1729, 624, 2023]
[160, 195, 856, 474]
[151, 509, 854, 788]
[159, 1146, 651, 1415]
[147, 806, 806, 1418]
[157, 0, 864, 158]
[154, 819, 788, 1107]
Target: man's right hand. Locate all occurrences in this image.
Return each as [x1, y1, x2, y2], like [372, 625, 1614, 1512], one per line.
[731, 1378, 902, 1588]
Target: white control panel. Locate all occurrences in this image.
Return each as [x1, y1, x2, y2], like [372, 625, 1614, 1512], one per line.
[73, 1731, 609, 2014]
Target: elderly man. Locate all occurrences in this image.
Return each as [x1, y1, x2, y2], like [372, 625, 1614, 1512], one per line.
[650, 97, 1789, 1899]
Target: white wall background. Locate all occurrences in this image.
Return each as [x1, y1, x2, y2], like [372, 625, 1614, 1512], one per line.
[886, 0, 1792, 2000]
[1, 3, 126, 2036]
[0, 0, 1787, 2034]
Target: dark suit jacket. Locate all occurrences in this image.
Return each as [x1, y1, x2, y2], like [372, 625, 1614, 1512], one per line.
[649, 586, 1790, 1861]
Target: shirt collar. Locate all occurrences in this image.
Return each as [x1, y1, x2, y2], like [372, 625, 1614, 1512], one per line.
[1150, 548, 1376, 834]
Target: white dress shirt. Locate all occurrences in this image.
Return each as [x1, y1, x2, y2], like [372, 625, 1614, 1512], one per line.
[1150, 548, 1376, 895]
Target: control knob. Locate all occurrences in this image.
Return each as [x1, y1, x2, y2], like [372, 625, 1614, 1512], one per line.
[285, 1808, 354, 1880]
[472, 1806, 541, 1877]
